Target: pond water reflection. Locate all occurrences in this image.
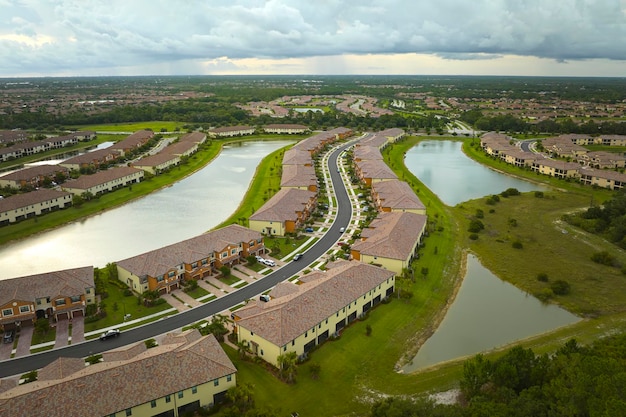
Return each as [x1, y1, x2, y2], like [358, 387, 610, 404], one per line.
[402, 254, 580, 373]
[404, 140, 547, 206]
[0, 140, 291, 280]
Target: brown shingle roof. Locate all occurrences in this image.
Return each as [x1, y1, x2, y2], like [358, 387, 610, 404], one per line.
[352, 212, 427, 260]
[0, 266, 94, 306]
[62, 166, 143, 191]
[0, 331, 236, 417]
[249, 188, 316, 222]
[0, 189, 72, 213]
[117, 224, 261, 278]
[236, 261, 394, 346]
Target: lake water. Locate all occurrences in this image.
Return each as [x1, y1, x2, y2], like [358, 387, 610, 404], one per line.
[0, 140, 290, 280]
[402, 255, 580, 373]
[404, 140, 547, 206]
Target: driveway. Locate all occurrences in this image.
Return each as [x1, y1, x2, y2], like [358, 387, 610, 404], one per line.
[14, 326, 34, 357]
[54, 319, 70, 348]
[70, 316, 85, 344]
[0, 337, 14, 360]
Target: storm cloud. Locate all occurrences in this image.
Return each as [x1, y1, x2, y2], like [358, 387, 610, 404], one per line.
[1, 0, 625, 76]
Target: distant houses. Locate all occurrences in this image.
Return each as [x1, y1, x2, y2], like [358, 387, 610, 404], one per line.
[480, 132, 626, 190]
[0, 189, 73, 226]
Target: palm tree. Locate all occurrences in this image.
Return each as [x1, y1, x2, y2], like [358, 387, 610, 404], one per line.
[277, 351, 298, 384]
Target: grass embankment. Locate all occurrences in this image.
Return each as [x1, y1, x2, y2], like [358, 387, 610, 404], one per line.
[227, 135, 626, 416]
[73, 121, 185, 132]
[223, 136, 465, 416]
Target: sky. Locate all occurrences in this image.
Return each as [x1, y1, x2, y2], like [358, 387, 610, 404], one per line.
[1, 0, 625, 78]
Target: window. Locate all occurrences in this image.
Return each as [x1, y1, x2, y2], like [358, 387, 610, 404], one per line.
[260, 349, 264, 356]
[125, 409, 132, 416]
[192, 262, 198, 268]
[55, 298, 66, 306]
[227, 375, 232, 382]
[214, 380, 219, 387]
[168, 271, 175, 278]
[305, 331, 308, 337]
[157, 275, 164, 282]
[178, 391, 184, 399]
[192, 386, 197, 394]
[70, 295, 81, 303]
[2, 309, 13, 317]
[292, 341, 295, 346]
[283, 346, 287, 351]
[151, 400, 156, 408]
[165, 395, 171, 403]
[230, 248, 237, 255]
[86, 288, 91, 294]
[201, 259, 208, 265]
[19, 305, 30, 313]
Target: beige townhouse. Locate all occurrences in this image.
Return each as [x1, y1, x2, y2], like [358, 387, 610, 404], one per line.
[0, 266, 95, 330]
[248, 188, 317, 236]
[0, 330, 237, 417]
[116, 224, 265, 295]
[61, 166, 144, 196]
[234, 261, 395, 367]
[351, 212, 427, 274]
[0, 189, 72, 226]
[370, 179, 426, 214]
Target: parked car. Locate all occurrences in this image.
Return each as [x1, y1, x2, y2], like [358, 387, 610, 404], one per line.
[293, 253, 303, 261]
[305, 227, 314, 233]
[99, 329, 120, 341]
[3, 330, 14, 344]
[260, 294, 270, 302]
[255, 255, 264, 262]
[264, 259, 276, 267]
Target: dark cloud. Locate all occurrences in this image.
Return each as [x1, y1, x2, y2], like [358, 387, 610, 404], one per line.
[0, 0, 624, 76]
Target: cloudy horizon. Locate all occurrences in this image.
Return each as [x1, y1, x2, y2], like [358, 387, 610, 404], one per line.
[1, 0, 625, 78]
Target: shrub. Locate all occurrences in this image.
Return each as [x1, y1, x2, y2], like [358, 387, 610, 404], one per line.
[501, 188, 520, 197]
[535, 191, 544, 198]
[475, 209, 484, 219]
[469, 233, 479, 240]
[551, 280, 571, 295]
[591, 251, 616, 266]
[536, 273, 549, 282]
[535, 288, 554, 302]
[468, 219, 485, 233]
[145, 339, 158, 349]
[512, 240, 523, 249]
[508, 218, 518, 227]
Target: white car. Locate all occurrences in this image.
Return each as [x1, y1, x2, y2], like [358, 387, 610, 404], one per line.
[264, 259, 276, 267]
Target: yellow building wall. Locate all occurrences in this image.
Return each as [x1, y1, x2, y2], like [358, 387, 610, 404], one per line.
[359, 254, 407, 275]
[238, 276, 396, 367]
[249, 219, 285, 236]
[116, 265, 149, 294]
[110, 374, 236, 417]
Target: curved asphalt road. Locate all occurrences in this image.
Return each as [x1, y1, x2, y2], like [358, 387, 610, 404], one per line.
[0, 141, 357, 378]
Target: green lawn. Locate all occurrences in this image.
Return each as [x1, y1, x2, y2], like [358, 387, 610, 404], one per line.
[72, 121, 186, 132]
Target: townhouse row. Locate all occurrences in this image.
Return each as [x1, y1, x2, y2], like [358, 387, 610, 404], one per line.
[208, 123, 309, 138]
[0, 131, 96, 163]
[481, 132, 626, 190]
[248, 127, 352, 236]
[0, 330, 237, 417]
[0, 132, 207, 226]
[235, 128, 430, 367]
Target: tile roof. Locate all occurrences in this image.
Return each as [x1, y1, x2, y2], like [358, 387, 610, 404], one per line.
[371, 179, 425, 211]
[117, 224, 262, 278]
[0, 189, 72, 213]
[280, 164, 317, 188]
[179, 132, 207, 143]
[60, 148, 122, 165]
[282, 148, 313, 165]
[0, 164, 69, 182]
[62, 166, 143, 190]
[249, 188, 316, 222]
[354, 145, 383, 160]
[132, 152, 180, 168]
[0, 266, 94, 305]
[352, 212, 427, 260]
[236, 261, 394, 346]
[0, 331, 236, 417]
[356, 160, 398, 180]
